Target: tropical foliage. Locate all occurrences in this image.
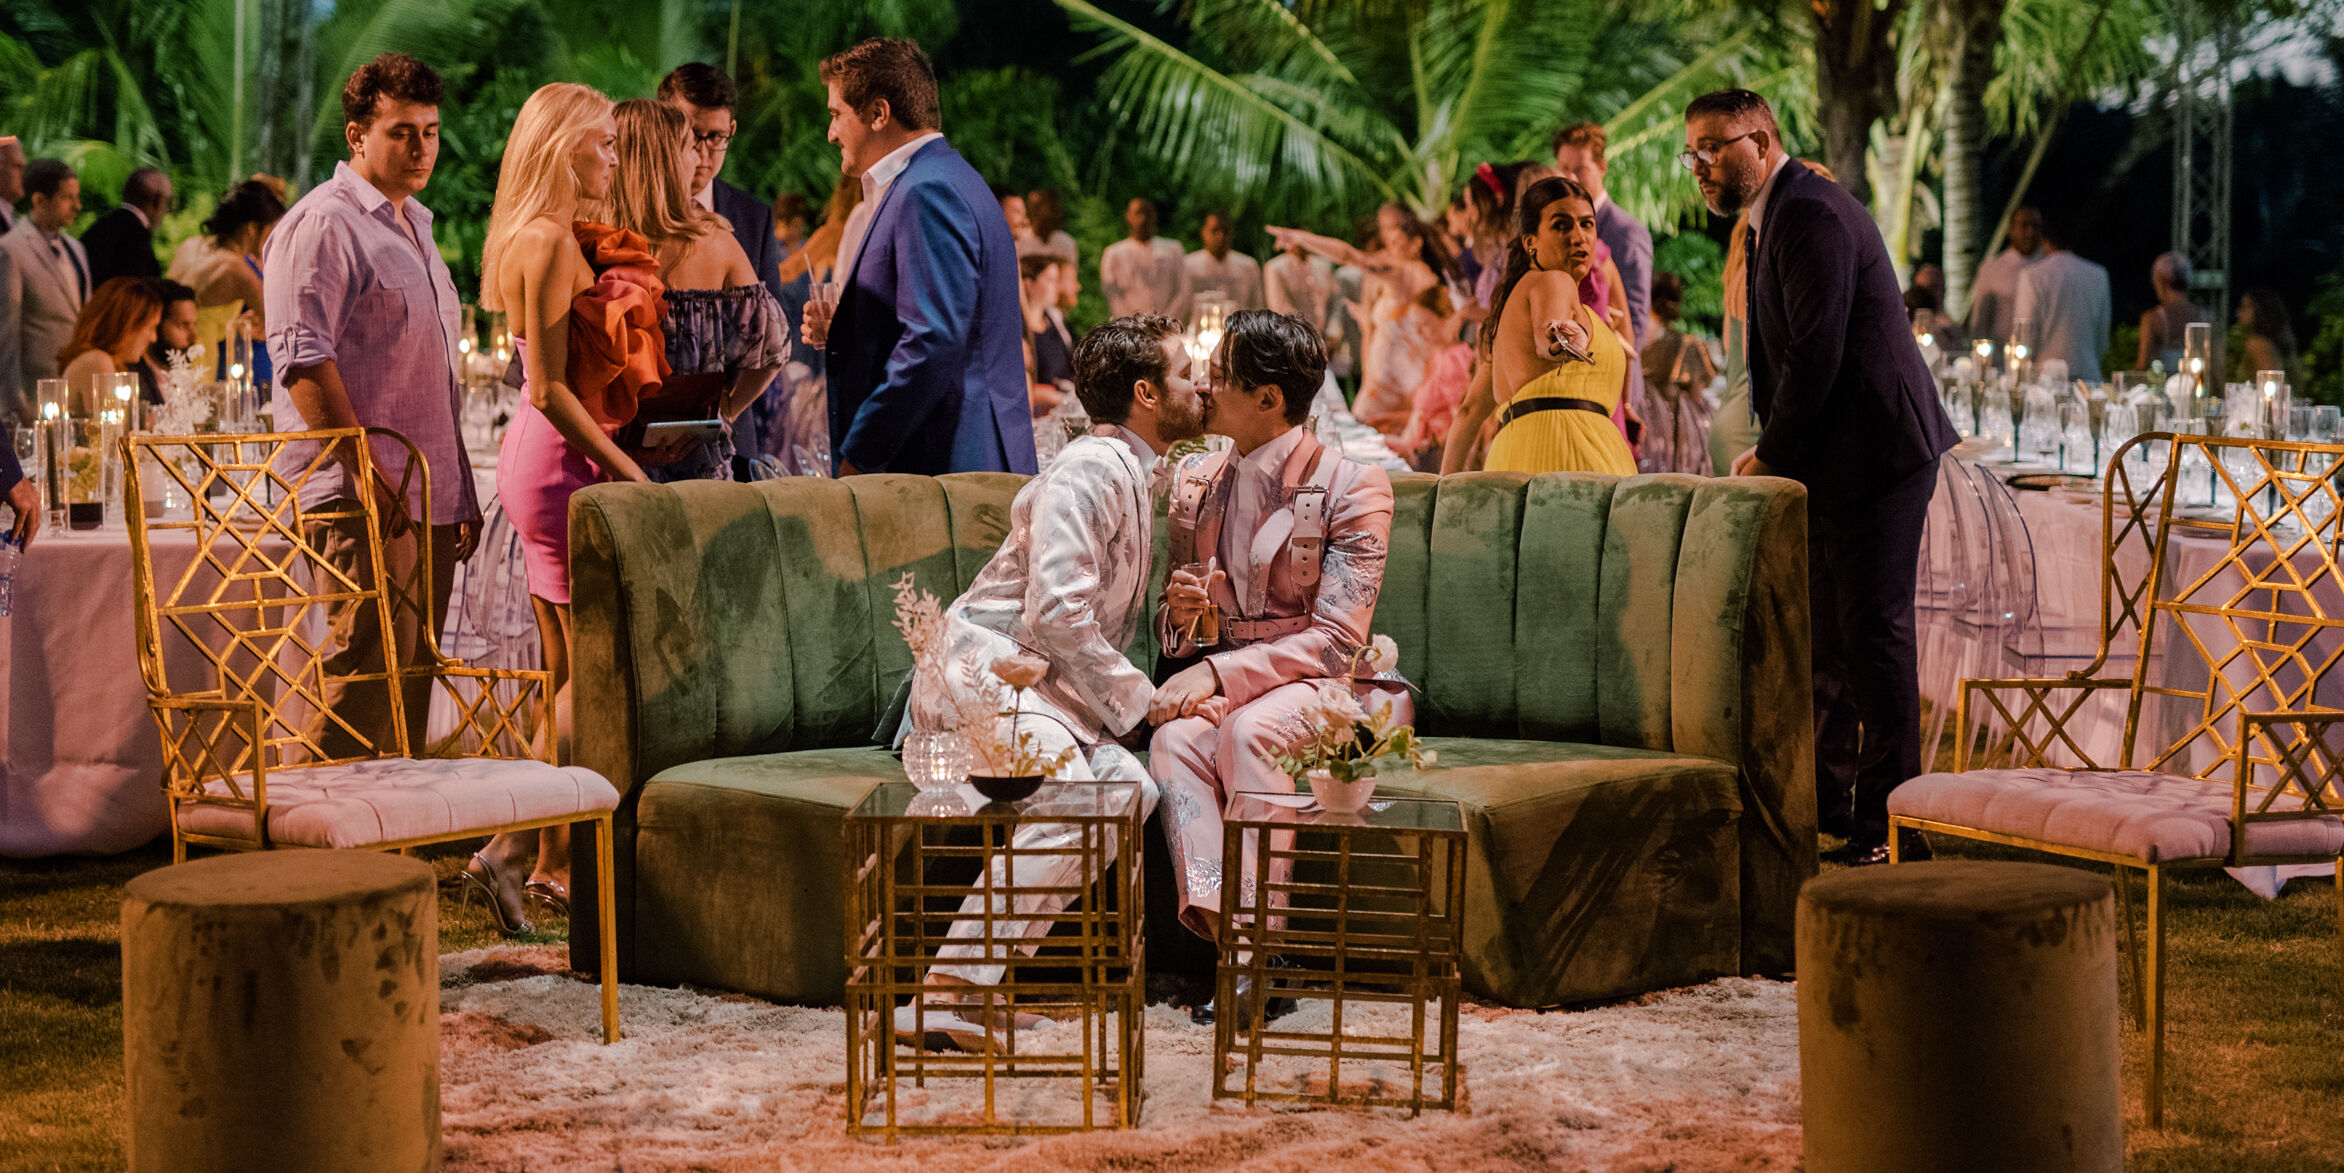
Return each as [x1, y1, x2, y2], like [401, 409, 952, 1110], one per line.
[1055, 0, 1812, 232]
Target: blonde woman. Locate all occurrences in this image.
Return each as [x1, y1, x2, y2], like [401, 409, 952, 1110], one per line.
[472, 82, 645, 933]
[605, 98, 786, 482]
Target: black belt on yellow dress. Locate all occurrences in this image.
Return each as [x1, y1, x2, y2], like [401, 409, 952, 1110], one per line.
[1497, 395, 1609, 430]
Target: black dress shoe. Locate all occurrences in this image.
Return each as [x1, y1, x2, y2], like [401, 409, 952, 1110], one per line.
[1822, 830, 1932, 868]
[1821, 840, 1892, 867]
[1192, 959, 1300, 1025]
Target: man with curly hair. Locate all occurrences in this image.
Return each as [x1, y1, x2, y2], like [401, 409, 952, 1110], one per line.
[897, 314, 1205, 1052]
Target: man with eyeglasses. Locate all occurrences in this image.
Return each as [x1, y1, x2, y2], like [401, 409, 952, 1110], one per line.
[661, 63, 787, 477]
[1682, 89, 1955, 868]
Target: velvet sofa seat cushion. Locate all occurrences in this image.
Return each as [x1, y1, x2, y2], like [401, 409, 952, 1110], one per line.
[178, 759, 619, 849]
[1379, 738, 1743, 1007]
[1890, 768, 2344, 863]
[626, 747, 906, 1002]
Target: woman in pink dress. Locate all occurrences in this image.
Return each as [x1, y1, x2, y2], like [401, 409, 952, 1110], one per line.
[465, 82, 661, 934]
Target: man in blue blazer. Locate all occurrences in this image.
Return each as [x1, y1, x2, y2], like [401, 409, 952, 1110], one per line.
[802, 38, 1035, 477]
[662, 64, 787, 477]
[1687, 89, 1957, 867]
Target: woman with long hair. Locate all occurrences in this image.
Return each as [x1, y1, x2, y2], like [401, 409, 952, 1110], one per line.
[1440, 176, 1635, 476]
[57, 277, 164, 406]
[778, 176, 863, 284]
[169, 179, 286, 386]
[474, 82, 641, 934]
[2236, 288, 2300, 389]
[603, 97, 786, 482]
[1268, 202, 1456, 433]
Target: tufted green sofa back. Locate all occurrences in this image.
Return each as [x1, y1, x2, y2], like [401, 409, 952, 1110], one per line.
[574, 466, 1808, 800]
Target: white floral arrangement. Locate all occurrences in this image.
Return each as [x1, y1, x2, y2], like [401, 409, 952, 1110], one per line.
[1262, 635, 1435, 783]
[890, 573, 1075, 778]
[150, 345, 213, 435]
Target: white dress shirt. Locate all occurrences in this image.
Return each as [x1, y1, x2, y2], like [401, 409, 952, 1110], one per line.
[1742, 154, 1793, 249]
[1265, 252, 1334, 336]
[1185, 248, 1264, 311]
[836, 131, 944, 285]
[2014, 249, 2112, 382]
[1101, 236, 1191, 320]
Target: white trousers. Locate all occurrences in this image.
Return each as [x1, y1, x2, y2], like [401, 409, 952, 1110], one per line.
[933, 710, 1158, 985]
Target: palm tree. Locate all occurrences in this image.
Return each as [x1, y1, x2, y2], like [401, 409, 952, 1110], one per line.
[1, 0, 489, 197]
[1052, 0, 1805, 232]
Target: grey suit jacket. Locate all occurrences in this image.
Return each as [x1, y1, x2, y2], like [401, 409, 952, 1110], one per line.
[0, 218, 87, 419]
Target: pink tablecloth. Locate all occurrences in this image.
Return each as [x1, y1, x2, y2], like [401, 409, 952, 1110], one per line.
[0, 527, 244, 855]
[1951, 468, 2336, 895]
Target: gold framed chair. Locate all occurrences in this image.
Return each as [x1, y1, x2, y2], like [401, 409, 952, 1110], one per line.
[124, 426, 620, 1043]
[1890, 432, 2344, 1127]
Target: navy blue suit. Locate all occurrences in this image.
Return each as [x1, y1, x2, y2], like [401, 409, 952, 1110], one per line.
[1746, 160, 1956, 847]
[825, 138, 1036, 476]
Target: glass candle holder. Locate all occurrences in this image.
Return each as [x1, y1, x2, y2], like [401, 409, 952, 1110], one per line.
[2183, 320, 2213, 403]
[105, 371, 140, 434]
[2257, 370, 2291, 439]
[903, 730, 971, 794]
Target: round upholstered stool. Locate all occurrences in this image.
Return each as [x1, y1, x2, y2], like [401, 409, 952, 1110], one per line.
[122, 849, 440, 1173]
[1798, 860, 2120, 1173]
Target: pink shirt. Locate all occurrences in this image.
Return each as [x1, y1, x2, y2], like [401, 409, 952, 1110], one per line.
[264, 161, 476, 525]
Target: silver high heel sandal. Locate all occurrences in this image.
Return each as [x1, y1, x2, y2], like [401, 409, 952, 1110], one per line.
[458, 851, 535, 936]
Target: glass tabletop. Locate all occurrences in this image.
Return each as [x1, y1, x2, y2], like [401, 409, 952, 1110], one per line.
[1225, 792, 1465, 833]
[851, 779, 1144, 821]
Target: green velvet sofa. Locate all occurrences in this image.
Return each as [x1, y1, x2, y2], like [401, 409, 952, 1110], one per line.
[565, 470, 1814, 1008]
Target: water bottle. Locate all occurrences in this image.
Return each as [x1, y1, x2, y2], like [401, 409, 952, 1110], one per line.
[0, 532, 19, 617]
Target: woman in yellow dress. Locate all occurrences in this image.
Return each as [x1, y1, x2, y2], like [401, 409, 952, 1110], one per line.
[1445, 176, 1636, 476]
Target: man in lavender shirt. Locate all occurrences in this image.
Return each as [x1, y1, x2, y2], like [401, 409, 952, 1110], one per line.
[264, 52, 477, 759]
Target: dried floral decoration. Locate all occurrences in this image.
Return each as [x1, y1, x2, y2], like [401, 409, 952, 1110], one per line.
[891, 574, 1076, 779]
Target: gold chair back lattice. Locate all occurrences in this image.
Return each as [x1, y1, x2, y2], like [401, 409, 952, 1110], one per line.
[1965, 432, 2344, 854]
[125, 428, 547, 829]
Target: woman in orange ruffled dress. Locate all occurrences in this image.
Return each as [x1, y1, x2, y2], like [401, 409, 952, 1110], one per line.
[468, 82, 669, 933]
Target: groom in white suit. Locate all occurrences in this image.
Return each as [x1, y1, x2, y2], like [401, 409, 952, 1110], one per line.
[898, 313, 1204, 1051]
[0, 157, 87, 421]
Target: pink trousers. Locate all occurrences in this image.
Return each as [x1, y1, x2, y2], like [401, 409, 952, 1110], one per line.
[1151, 679, 1413, 941]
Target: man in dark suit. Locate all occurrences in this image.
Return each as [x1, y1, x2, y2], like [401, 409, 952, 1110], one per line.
[800, 38, 1036, 477]
[1686, 89, 1957, 866]
[80, 166, 170, 290]
[660, 63, 786, 478]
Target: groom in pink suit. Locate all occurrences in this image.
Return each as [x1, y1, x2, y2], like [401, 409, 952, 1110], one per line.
[1148, 310, 1409, 1021]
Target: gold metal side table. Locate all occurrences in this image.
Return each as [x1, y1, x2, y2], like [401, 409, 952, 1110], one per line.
[844, 780, 1145, 1138]
[1214, 792, 1466, 1114]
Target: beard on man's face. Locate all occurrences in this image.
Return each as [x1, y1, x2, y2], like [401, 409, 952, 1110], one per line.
[1161, 393, 1207, 442]
[1702, 154, 1764, 218]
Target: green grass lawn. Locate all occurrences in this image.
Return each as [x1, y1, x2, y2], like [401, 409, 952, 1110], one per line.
[2, 838, 2338, 1171]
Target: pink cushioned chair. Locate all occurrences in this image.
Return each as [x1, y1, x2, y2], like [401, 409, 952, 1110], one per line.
[125, 427, 621, 1043]
[1890, 432, 2344, 1127]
